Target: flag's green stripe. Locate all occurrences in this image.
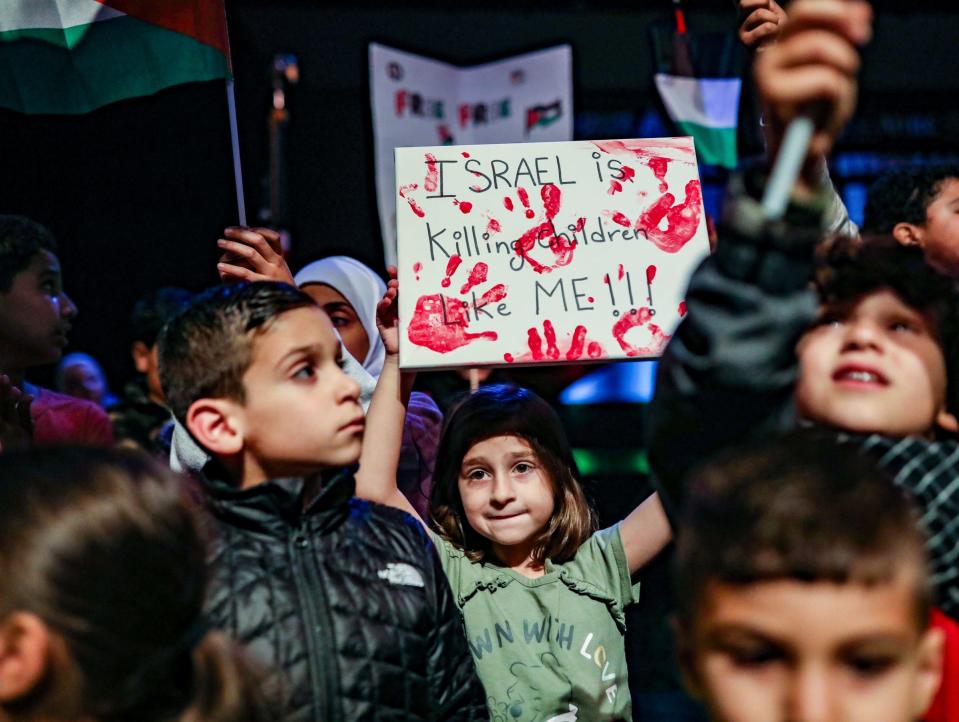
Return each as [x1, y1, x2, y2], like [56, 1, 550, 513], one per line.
[0, 23, 96, 50]
[676, 121, 738, 169]
[0, 15, 228, 114]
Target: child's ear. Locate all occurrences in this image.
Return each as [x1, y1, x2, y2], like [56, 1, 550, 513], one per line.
[186, 398, 245, 456]
[0, 612, 52, 703]
[893, 222, 924, 249]
[131, 341, 151, 374]
[912, 626, 944, 719]
[935, 408, 959, 435]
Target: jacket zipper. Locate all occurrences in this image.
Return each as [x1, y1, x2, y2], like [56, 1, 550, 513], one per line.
[289, 521, 338, 721]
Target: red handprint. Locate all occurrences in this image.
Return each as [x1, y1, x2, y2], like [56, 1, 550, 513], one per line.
[408, 257, 507, 354]
[612, 307, 671, 357]
[508, 184, 585, 275]
[505, 320, 605, 364]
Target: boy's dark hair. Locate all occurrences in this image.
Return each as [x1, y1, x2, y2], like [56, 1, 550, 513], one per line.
[675, 432, 933, 629]
[814, 234, 959, 417]
[0, 214, 57, 291]
[862, 165, 959, 234]
[130, 287, 195, 348]
[430, 384, 596, 565]
[0, 446, 272, 722]
[158, 281, 316, 423]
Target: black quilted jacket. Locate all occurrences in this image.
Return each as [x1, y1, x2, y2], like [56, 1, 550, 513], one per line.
[197, 462, 487, 721]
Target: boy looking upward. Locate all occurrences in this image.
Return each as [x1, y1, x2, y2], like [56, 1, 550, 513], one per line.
[675, 434, 943, 722]
[158, 281, 485, 721]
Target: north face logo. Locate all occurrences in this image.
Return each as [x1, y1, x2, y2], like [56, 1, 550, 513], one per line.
[377, 563, 425, 588]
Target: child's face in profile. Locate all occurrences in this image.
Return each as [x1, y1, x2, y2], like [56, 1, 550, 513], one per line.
[457, 434, 555, 566]
[795, 288, 955, 437]
[0, 250, 77, 371]
[913, 177, 959, 278]
[234, 306, 364, 480]
[685, 573, 942, 722]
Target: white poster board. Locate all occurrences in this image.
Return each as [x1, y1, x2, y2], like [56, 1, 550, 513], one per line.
[396, 137, 710, 370]
[370, 43, 573, 266]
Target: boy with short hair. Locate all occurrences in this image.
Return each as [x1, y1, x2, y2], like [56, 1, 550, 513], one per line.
[0, 214, 111, 449]
[674, 433, 943, 722]
[863, 166, 959, 277]
[158, 281, 485, 722]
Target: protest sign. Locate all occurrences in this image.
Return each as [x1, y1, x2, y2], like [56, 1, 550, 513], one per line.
[370, 43, 572, 266]
[395, 137, 710, 370]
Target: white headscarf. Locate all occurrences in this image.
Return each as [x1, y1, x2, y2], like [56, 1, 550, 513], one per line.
[294, 256, 387, 400]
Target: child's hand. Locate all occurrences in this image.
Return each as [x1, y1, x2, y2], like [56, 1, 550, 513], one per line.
[754, 0, 872, 184]
[376, 267, 400, 357]
[737, 0, 786, 51]
[0, 375, 33, 453]
[216, 226, 296, 285]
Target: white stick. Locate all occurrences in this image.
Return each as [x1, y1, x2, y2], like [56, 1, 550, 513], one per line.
[226, 78, 248, 225]
[761, 115, 814, 221]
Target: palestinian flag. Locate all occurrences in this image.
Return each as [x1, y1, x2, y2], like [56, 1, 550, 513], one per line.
[649, 14, 744, 169]
[0, 0, 230, 114]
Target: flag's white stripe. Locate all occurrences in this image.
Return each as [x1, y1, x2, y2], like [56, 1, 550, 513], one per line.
[654, 74, 741, 129]
[0, 0, 124, 33]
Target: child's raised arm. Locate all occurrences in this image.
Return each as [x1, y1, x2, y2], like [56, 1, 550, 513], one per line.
[619, 492, 673, 574]
[354, 271, 428, 527]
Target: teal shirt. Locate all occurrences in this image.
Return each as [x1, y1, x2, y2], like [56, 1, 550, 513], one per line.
[431, 525, 640, 722]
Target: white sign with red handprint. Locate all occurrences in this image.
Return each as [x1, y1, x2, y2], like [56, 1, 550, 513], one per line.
[395, 137, 709, 369]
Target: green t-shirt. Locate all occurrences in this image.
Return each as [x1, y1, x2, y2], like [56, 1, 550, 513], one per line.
[431, 525, 640, 722]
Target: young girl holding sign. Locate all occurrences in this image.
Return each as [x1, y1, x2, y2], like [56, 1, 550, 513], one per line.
[356, 272, 672, 722]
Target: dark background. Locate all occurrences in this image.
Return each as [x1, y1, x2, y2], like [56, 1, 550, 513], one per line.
[2, 0, 958, 390]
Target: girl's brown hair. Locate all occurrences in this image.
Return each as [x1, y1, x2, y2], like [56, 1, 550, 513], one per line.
[430, 384, 596, 565]
[0, 446, 272, 722]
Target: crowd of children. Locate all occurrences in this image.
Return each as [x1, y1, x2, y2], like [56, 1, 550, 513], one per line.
[0, 0, 956, 720]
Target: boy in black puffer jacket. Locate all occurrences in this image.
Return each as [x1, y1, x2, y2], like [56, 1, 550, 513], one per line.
[158, 281, 486, 722]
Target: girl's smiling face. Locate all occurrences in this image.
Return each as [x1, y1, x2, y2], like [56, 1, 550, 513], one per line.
[457, 434, 555, 569]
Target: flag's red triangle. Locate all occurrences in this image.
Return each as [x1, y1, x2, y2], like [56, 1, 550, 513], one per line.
[94, 0, 229, 57]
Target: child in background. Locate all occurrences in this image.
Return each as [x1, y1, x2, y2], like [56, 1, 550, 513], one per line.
[0, 446, 271, 722]
[862, 166, 959, 277]
[55, 352, 118, 408]
[674, 433, 943, 722]
[356, 276, 673, 721]
[109, 286, 193, 457]
[0, 214, 111, 449]
[159, 281, 486, 722]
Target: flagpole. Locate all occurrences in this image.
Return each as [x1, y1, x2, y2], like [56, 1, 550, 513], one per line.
[226, 78, 247, 225]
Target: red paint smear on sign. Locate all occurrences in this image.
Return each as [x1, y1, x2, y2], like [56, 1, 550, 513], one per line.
[587, 342, 605, 359]
[487, 218, 502, 234]
[527, 327, 544, 360]
[504, 197, 514, 212]
[461, 151, 471, 158]
[517, 188, 535, 219]
[407, 294, 497, 353]
[637, 180, 704, 254]
[646, 265, 657, 285]
[620, 165, 636, 183]
[424, 153, 439, 193]
[459, 262, 488, 294]
[608, 180, 623, 195]
[413, 262, 422, 274]
[566, 325, 587, 360]
[592, 138, 695, 159]
[612, 307, 672, 357]
[610, 212, 631, 228]
[648, 156, 669, 193]
[398, 184, 425, 218]
[678, 301, 687, 317]
[440, 255, 462, 288]
[456, 200, 473, 214]
[618, 264, 625, 281]
[543, 320, 560, 360]
[504, 353, 514, 363]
